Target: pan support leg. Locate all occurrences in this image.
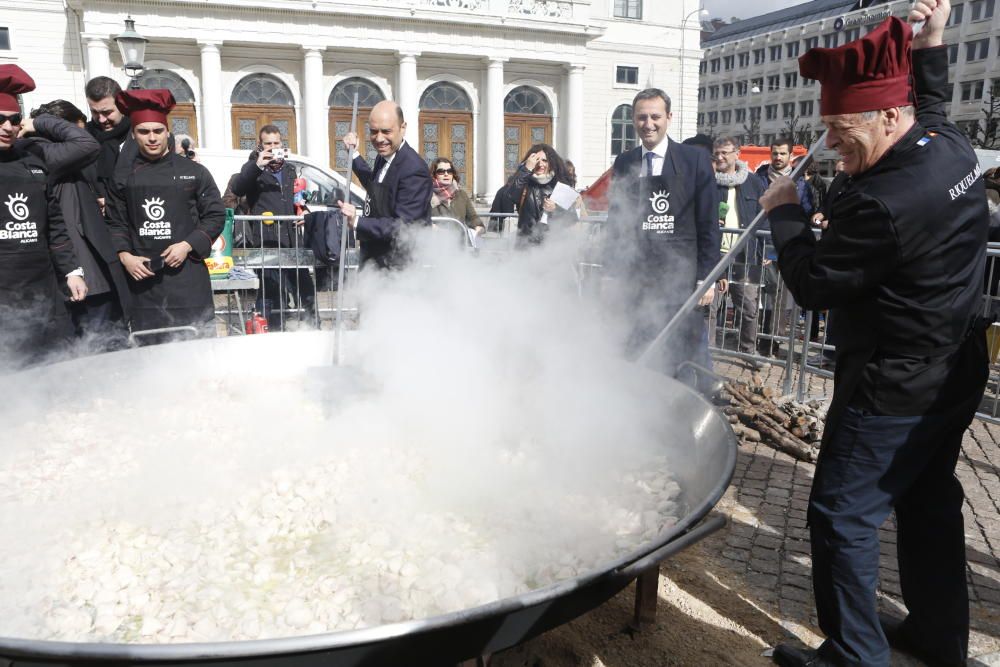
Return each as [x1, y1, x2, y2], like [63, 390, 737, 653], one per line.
[631, 563, 661, 630]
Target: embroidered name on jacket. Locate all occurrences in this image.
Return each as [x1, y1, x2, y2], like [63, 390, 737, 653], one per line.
[949, 163, 982, 201]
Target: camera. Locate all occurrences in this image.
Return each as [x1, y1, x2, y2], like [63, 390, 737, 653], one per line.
[180, 138, 196, 160]
[271, 147, 287, 161]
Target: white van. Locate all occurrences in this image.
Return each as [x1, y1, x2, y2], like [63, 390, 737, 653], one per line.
[195, 148, 367, 210]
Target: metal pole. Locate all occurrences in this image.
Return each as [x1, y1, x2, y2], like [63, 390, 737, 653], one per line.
[334, 92, 359, 366]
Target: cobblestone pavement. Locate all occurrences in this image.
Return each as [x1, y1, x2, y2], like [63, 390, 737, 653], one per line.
[712, 356, 1000, 664]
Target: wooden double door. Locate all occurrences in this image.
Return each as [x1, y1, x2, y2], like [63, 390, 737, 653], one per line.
[168, 103, 198, 144]
[504, 114, 552, 181]
[419, 111, 472, 189]
[230, 105, 297, 152]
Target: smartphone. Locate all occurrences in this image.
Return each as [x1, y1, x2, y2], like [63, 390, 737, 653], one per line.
[146, 255, 164, 272]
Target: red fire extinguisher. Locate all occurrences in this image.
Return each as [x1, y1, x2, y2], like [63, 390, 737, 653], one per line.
[245, 310, 269, 334]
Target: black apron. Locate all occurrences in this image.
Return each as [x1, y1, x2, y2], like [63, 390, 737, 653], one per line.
[124, 160, 214, 334]
[624, 166, 701, 375]
[0, 160, 71, 368]
[359, 178, 407, 270]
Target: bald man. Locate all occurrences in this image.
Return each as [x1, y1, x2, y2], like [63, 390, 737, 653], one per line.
[339, 100, 432, 269]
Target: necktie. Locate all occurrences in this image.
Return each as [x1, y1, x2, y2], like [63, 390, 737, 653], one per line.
[645, 151, 655, 178]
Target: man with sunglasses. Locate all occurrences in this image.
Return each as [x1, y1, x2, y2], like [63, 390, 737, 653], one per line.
[0, 65, 87, 370]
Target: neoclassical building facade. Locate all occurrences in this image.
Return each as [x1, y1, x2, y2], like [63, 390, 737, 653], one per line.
[4, 0, 703, 196]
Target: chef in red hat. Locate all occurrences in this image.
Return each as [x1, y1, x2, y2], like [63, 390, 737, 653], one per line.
[105, 88, 225, 342]
[0, 64, 88, 370]
[760, 2, 990, 666]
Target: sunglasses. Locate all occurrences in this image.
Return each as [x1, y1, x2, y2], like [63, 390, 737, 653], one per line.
[435, 168, 455, 175]
[0, 113, 23, 127]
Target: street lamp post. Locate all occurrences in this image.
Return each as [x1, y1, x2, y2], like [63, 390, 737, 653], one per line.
[114, 16, 148, 90]
[679, 5, 709, 138]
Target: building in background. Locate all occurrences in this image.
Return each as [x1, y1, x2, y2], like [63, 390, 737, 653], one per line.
[0, 0, 706, 196]
[699, 0, 1000, 150]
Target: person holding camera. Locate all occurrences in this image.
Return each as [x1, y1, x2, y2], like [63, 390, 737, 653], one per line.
[105, 89, 225, 342]
[231, 124, 314, 328]
[174, 134, 200, 163]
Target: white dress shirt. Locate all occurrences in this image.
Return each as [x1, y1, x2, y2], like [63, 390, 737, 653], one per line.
[640, 137, 669, 177]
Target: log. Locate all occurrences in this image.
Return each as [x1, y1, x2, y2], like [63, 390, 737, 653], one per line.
[732, 423, 761, 442]
[754, 420, 818, 463]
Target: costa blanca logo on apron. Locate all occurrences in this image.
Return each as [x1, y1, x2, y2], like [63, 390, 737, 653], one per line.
[140, 196, 172, 240]
[643, 190, 675, 233]
[0, 192, 39, 243]
[363, 196, 372, 217]
[5, 193, 29, 221]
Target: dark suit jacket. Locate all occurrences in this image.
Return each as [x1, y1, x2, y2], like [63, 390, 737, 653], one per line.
[716, 168, 768, 280]
[608, 139, 720, 285]
[352, 140, 432, 245]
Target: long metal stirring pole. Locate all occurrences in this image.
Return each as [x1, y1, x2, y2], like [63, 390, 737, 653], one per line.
[634, 134, 827, 367]
[634, 19, 926, 368]
[334, 92, 359, 366]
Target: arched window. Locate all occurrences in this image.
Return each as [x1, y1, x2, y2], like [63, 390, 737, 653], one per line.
[231, 73, 294, 106]
[230, 73, 296, 151]
[610, 104, 636, 157]
[503, 86, 551, 115]
[503, 86, 552, 180]
[138, 69, 198, 143]
[139, 69, 195, 102]
[329, 77, 385, 108]
[419, 82, 472, 111]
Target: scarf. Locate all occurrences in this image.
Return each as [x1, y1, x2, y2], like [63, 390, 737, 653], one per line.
[86, 117, 131, 180]
[432, 178, 457, 205]
[532, 172, 554, 185]
[715, 160, 750, 187]
[766, 163, 792, 184]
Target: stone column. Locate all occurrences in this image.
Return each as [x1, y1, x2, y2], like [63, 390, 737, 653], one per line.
[302, 46, 328, 162]
[82, 34, 111, 81]
[484, 57, 507, 199]
[564, 63, 585, 167]
[397, 51, 420, 153]
[198, 41, 225, 150]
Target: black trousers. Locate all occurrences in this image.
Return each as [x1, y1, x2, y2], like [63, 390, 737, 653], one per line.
[810, 404, 973, 666]
[255, 268, 316, 329]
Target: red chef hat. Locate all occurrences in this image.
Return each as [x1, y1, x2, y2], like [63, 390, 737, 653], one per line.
[799, 16, 914, 116]
[0, 64, 36, 112]
[115, 88, 175, 125]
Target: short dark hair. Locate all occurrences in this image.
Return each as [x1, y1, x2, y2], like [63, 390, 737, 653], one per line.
[771, 135, 794, 152]
[258, 124, 282, 141]
[31, 99, 87, 125]
[682, 133, 714, 153]
[429, 157, 460, 183]
[713, 136, 742, 151]
[85, 76, 122, 102]
[632, 88, 672, 114]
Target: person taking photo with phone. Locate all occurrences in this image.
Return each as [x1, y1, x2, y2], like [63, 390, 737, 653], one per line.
[231, 124, 314, 329]
[106, 89, 225, 343]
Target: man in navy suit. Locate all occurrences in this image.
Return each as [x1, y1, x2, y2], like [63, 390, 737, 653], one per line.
[605, 88, 721, 387]
[339, 101, 432, 269]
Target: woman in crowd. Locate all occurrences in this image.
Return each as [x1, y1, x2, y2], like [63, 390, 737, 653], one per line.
[504, 143, 577, 247]
[20, 99, 130, 350]
[428, 156, 483, 236]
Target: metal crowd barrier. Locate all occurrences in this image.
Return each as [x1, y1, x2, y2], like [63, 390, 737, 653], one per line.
[226, 214, 360, 333]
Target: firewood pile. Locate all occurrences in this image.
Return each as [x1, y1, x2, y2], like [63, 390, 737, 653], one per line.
[719, 381, 827, 463]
